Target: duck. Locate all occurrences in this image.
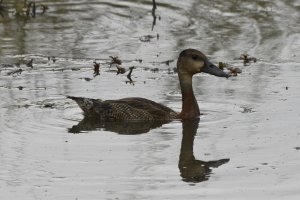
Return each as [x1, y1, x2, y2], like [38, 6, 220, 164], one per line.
[68, 49, 228, 121]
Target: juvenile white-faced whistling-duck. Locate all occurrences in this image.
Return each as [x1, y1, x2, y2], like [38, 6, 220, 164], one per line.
[68, 49, 228, 121]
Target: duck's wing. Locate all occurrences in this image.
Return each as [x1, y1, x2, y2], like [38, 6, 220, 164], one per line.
[68, 96, 178, 120]
[106, 97, 178, 119]
[118, 97, 175, 113]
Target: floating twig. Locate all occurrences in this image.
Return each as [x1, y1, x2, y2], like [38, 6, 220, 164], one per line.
[93, 61, 100, 77]
[7, 69, 23, 76]
[151, 0, 157, 30]
[116, 66, 126, 75]
[151, 68, 159, 73]
[109, 56, 122, 67]
[239, 53, 257, 66]
[47, 56, 57, 63]
[126, 66, 135, 85]
[227, 67, 242, 76]
[164, 59, 174, 66]
[26, 59, 33, 68]
[17, 86, 24, 90]
[218, 62, 242, 76]
[139, 35, 155, 42]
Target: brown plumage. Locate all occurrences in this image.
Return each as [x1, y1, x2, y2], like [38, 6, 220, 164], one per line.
[68, 49, 228, 121]
[67, 96, 177, 121]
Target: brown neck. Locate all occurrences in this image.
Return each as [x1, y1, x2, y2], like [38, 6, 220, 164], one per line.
[178, 73, 200, 119]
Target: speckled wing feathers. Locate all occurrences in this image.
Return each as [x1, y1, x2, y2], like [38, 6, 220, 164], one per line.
[68, 96, 178, 121]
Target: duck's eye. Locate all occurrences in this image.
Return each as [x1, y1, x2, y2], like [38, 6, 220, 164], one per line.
[191, 55, 198, 61]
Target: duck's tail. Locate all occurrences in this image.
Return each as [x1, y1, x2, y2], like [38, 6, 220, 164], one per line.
[67, 96, 102, 114]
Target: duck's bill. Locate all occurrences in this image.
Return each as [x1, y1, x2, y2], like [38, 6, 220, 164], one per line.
[202, 61, 229, 78]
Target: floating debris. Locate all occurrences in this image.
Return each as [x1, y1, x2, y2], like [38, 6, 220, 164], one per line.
[116, 66, 126, 75]
[228, 67, 242, 76]
[285, 86, 289, 90]
[93, 62, 100, 77]
[136, 59, 143, 63]
[17, 86, 24, 90]
[26, 59, 33, 68]
[84, 77, 92, 82]
[167, 68, 172, 74]
[218, 62, 241, 76]
[79, 77, 92, 82]
[126, 67, 135, 85]
[48, 56, 57, 63]
[71, 68, 80, 71]
[1, 0, 48, 18]
[7, 69, 23, 76]
[151, 68, 159, 73]
[151, 0, 157, 30]
[239, 53, 257, 66]
[0, 63, 14, 68]
[173, 67, 178, 73]
[241, 106, 254, 113]
[109, 56, 122, 67]
[295, 147, 300, 151]
[44, 103, 55, 108]
[165, 59, 174, 66]
[218, 62, 228, 70]
[139, 35, 156, 42]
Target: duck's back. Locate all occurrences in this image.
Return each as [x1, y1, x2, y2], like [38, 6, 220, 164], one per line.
[68, 96, 178, 121]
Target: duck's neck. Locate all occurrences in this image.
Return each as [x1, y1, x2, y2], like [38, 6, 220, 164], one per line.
[178, 73, 200, 119]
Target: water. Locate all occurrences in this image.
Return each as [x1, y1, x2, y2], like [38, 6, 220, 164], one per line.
[1, 0, 300, 199]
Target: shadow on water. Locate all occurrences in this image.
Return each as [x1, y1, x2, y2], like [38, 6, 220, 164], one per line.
[68, 117, 169, 135]
[179, 119, 229, 183]
[69, 117, 229, 183]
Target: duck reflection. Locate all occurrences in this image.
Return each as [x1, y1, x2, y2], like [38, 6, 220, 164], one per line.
[179, 119, 229, 183]
[68, 117, 169, 135]
[69, 117, 229, 183]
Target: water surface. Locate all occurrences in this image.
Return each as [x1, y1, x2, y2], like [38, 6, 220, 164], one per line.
[1, 0, 300, 199]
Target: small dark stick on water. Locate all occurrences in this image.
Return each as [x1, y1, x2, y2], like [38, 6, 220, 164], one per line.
[151, 0, 157, 30]
[26, 59, 33, 68]
[93, 62, 100, 77]
[7, 69, 23, 76]
[126, 66, 135, 85]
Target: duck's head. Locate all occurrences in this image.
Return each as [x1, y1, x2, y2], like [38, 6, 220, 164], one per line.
[177, 49, 228, 78]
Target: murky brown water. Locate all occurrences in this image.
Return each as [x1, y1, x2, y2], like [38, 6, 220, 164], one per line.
[1, 0, 300, 199]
